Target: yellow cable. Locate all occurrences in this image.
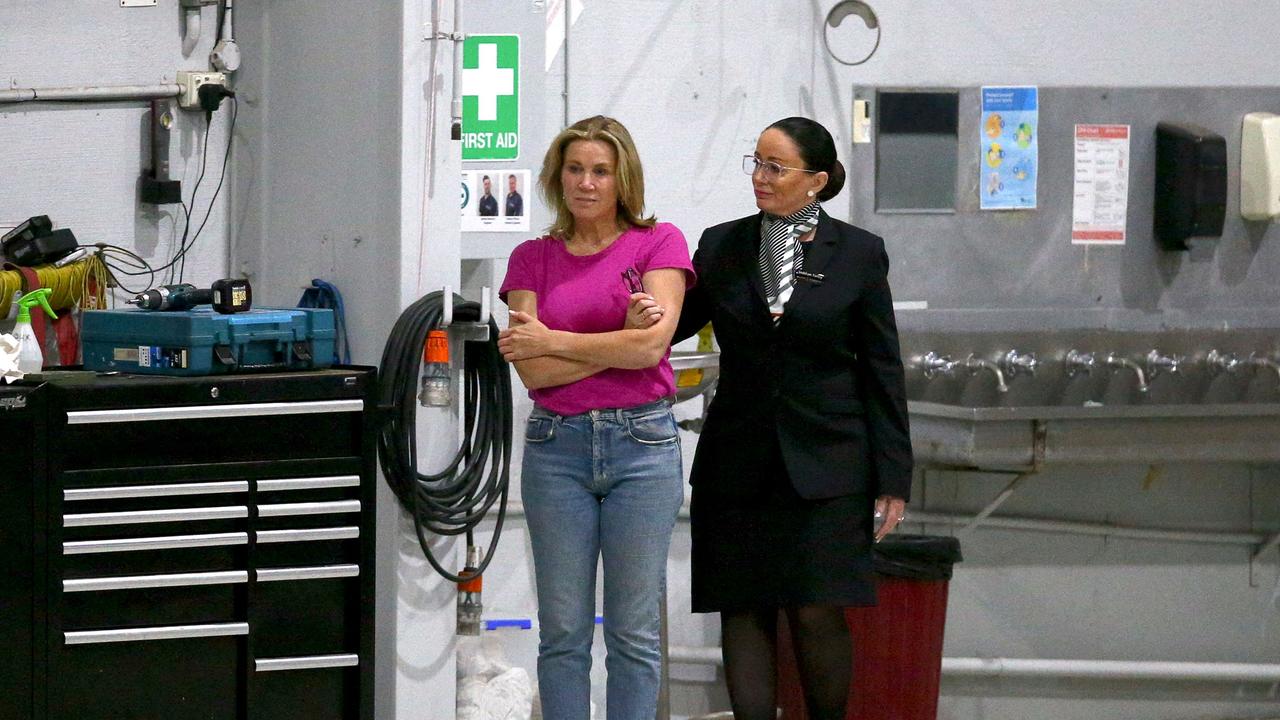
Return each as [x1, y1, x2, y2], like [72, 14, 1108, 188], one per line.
[0, 254, 109, 318]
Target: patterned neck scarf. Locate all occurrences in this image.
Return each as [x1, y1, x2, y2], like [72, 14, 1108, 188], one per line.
[758, 201, 820, 323]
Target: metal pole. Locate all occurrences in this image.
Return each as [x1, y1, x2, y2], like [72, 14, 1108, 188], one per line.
[0, 84, 180, 105]
[562, 0, 570, 126]
[957, 472, 1033, 537]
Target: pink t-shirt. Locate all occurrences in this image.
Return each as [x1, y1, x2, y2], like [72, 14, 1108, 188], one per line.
[500, 222, 695, 416]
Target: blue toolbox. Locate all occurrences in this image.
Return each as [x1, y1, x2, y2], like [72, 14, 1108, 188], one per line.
[81, 307, 336, 375]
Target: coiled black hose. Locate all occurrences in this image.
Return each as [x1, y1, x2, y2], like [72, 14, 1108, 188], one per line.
[377, 290, 512, 583]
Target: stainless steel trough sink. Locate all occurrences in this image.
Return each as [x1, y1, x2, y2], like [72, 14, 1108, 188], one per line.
[909, 400, 1280, 470]
[669, 351, 719, 404]
[902, 325, 1280, 470]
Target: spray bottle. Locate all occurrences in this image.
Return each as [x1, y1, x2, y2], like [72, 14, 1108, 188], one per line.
[13, 288, 57, 375]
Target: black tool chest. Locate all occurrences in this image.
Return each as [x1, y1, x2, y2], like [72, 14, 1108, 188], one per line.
[2, 369, 376, 720]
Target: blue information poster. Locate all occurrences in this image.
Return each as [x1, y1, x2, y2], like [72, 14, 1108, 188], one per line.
[980, 86, 1038, 210]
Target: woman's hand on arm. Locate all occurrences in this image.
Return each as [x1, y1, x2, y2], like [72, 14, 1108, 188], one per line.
[499, 291, 607, 389]
[535, 268, 686, 369]
[625, 292, 664, 329]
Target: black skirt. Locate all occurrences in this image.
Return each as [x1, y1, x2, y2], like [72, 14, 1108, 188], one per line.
[690, 460, 877, 613]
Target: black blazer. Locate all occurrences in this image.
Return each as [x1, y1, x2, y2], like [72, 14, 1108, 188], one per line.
[675, 210, 913, 501]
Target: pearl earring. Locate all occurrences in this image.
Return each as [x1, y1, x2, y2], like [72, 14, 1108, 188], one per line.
[806, 190, 815, 197]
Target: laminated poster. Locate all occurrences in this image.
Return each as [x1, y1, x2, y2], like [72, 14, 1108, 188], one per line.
[980, 86, 1038, 210]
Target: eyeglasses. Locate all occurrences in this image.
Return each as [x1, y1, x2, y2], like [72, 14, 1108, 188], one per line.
[742, 155, 819, 180]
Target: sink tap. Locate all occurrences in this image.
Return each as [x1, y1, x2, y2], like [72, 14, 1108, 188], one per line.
[1104, 352, 1148, 393]
[918, 351, 959, 379]
[1246, 352, 1280, 383]
[1064, 349, 1097, 377]
[1001, 349, 1038, 377]
[1206, 349, 1242, 375]
[964, 354, 1008, 392]
[1146, 349, 1184, 379]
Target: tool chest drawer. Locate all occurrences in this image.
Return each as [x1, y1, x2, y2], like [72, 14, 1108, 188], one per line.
[6, 369, 377, 720]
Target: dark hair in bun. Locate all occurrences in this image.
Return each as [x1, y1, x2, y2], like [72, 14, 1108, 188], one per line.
[767, 116, 845, 201]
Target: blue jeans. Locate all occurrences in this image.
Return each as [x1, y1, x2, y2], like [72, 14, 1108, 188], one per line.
[522, 399, 684, 720]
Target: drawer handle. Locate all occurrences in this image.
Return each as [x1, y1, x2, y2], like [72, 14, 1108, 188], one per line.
[257, 500, 361, 518]
[66, 399, 364, 425]
[64, 506, 248, 528]
[64, 532, 249, 555]
[255, 527, 359, 544]
[256, 564, 360, 582]
[64, 570, 248, 593]
[257, 475, 361, 492]
[256, 654, 360, 672]
[65, 481, 250, 502]
[65, 622, 249, 645]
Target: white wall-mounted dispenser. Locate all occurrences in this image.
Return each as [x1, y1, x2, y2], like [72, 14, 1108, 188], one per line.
[1240, 112, 1280, 221]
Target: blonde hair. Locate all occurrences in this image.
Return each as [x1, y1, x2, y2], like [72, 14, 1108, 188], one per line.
[539, 115, 656, 239]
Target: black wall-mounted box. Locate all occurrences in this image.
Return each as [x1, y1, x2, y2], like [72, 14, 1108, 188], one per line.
[2, 227, 77, 267]
[1153, 122, 1227, 251]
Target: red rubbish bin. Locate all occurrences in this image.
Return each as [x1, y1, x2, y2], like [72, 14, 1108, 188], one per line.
[777, 535, 962, 720]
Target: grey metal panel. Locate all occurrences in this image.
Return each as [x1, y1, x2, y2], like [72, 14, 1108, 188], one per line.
[847, 86, 1280, 327]
[63, 506, 249, 528]
[63, 532, 249, 555]
[64, 481, 250, 501]
[257, 475, 361, 492]
[64, 570, 248, 593]
[64, 622, 249, 645]
[256, 564, 360, 582]
[256, 654, 360, 672]
[256, 527, 360, 544]
[66, 399, 363, 425]
[257, 500, 361, 518]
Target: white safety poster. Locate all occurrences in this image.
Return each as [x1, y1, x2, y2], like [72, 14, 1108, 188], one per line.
[1071, 124, 1130, 245]
[462, 169, 531, 233]
[979, 86, 1038, 210]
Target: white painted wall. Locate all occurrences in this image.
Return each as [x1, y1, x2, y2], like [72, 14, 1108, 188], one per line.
[0, 1, 229, 301]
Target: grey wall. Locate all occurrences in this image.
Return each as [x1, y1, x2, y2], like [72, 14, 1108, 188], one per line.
[465, 2, 1280, 719]
[0, 1, 229, 302]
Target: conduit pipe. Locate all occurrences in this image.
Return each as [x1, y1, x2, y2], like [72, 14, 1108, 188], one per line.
[0, 84, 180, 105]
[500, 503, 1273, 549]
[183, 6, 201, 57]
[666, 648, 1280, 684]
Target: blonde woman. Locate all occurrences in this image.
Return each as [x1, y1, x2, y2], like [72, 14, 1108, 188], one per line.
[498, 115, 694, 720]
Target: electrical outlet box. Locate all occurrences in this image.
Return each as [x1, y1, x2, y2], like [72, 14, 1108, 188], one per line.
[176, 70, 227, 109]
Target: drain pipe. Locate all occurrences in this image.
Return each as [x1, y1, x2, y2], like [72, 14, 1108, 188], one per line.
[182, 3, 202, 57]
[0, 84, 180, 104]
[666, 648, 1280, 684]
[449, 0, 463, 139]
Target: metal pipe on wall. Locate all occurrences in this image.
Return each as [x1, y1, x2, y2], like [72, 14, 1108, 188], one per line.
[450, 0, 463, 138]
[0, 84, 180, 105]
[501, 503, 1272, 548]
[562, 0, 570, 126]
[666, 648, 1280, 683]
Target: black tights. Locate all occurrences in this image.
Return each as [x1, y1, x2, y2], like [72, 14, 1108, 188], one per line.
[720, 605, 851, 720]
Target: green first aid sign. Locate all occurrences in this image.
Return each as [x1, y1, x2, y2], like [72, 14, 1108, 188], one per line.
[462, 35, 519, 161]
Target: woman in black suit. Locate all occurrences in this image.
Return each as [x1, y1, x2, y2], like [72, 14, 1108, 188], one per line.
[633, 117, 912, 719]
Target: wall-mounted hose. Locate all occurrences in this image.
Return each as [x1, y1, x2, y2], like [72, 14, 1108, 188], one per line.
[377, 290, 512, 583]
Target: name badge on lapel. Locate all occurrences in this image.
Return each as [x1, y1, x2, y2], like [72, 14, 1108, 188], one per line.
[795, 269, 825, 285]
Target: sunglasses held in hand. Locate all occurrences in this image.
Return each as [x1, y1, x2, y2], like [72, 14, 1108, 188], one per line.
[621, 267, 644, 295]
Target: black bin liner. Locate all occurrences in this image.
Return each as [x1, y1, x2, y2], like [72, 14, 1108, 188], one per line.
[872, 534, 962, 581]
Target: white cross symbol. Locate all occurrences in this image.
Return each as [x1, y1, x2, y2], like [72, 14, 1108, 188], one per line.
[462, 43, 514, 122]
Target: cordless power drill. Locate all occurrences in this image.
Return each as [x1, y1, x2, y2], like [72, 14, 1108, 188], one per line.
[128, 278, 253, 314]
